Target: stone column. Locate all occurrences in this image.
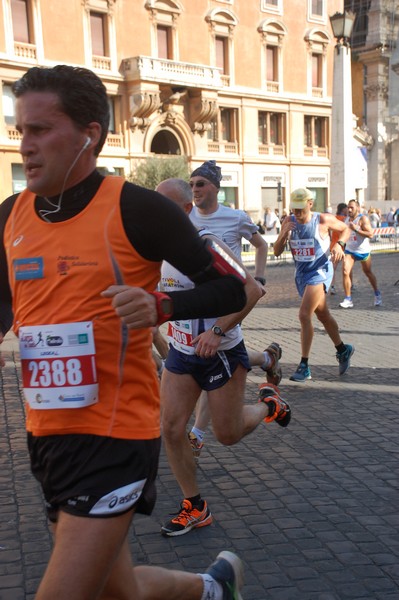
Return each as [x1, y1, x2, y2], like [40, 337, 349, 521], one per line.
[330, 42, 356, 208]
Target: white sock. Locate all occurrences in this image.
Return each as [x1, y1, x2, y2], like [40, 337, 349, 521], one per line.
[199, 574, 223, 600]
[261, 351, 272, 369]
[191, 427, 205, 443]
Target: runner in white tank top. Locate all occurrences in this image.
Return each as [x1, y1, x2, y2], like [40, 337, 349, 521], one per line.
[340, 199, 382, 309]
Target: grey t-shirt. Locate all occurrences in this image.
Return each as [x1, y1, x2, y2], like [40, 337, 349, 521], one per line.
[190, 204, 258, 258]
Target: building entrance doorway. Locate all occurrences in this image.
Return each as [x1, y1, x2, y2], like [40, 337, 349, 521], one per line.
[151, 130, 181, 154]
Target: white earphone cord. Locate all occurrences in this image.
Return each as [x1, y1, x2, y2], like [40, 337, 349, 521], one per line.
[39, 138, 90, 222]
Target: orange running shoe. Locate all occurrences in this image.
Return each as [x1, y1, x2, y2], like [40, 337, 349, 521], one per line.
[161, 499, 212, 537]
[258, 382, 291, 427]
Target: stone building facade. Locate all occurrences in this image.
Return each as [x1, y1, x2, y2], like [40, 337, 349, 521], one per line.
[347, 0, 399, 209]
[0, 0, 343, 219]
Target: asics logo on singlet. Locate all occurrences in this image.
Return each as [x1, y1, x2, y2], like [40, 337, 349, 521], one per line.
[209, 373, 223, 383]
[13, 235, 24, 246]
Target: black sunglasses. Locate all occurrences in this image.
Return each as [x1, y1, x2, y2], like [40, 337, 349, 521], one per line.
[189, 180, 209, 188]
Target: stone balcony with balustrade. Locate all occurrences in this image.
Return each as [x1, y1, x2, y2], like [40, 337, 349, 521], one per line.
[122, 56, 223, 89]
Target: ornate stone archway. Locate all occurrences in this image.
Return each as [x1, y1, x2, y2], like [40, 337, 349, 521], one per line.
[144, 111, 195, 157]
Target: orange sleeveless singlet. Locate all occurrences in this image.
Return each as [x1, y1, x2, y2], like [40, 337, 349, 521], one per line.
[4, 177, 161, 439]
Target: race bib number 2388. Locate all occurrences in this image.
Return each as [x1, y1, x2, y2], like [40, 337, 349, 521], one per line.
[19, 321, 98, 410]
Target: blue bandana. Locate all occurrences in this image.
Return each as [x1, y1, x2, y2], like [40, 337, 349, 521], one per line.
[190, 160, 222, 189]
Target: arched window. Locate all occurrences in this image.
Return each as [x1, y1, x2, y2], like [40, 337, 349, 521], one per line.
[304, 29, 331, 98]
[3, 0, 43, 62]
[205, 8, 238, 87]
[82, 0, 117, 71]
[257, 20, 287, 93]
[145, 0, 183, 61]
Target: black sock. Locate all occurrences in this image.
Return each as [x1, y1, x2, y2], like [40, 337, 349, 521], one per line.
[187, 494, 203, 510]
[267, 399, 276, 416]
[335, 342, 346, 354]
[300, 357, 308, 366]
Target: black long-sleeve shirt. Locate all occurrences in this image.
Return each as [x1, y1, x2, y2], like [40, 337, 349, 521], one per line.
[0, 171, 246, 335]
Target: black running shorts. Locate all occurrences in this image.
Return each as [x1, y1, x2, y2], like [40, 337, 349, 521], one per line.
[27, 433, 161, 522]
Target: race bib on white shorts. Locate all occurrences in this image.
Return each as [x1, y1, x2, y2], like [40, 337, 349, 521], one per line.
[19, 321, 98, 409]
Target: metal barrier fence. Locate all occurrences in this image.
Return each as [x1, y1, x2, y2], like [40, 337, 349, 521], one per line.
[241, 226, 399, 266]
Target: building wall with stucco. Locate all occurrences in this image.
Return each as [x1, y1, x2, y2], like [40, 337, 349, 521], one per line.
[0, 0, 343, 218]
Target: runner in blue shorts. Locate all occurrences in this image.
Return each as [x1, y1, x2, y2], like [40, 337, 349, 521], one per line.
[157, 178, 291, 537]
[274, 188, 355, 382]
[165, 339, 250, 391]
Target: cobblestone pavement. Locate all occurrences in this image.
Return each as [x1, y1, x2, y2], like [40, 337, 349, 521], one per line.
[1, 253, 398, 599]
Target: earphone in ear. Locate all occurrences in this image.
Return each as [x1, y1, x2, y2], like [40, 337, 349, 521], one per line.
[82, 136, 91, 150]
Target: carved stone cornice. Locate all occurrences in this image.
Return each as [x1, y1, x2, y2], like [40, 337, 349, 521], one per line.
[306, 40, 328, 54]
[81, 0, 116, 14]
[258, 30, 285, 48]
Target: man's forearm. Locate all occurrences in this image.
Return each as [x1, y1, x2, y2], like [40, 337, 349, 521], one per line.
[254, 244, 268, 277]
[273, 232, 288, 257]
[212, 275, 263, 334]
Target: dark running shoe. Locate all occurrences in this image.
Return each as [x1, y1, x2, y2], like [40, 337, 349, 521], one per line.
[258, 383, 291, 427]
[261, 342, 282, 385]
[336, 344, 355, 375]
[161, 499, 212, 537]
[289, 362, 312, 382]
[205, 550, 244, 600]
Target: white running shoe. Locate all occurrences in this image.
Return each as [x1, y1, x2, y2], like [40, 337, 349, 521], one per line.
[340, 298, 354, 309]
[374, 292, 382, 307]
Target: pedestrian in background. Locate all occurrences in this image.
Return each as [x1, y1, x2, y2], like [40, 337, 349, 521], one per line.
[263, 206, 281, 235]
[329, 202, 348, 295]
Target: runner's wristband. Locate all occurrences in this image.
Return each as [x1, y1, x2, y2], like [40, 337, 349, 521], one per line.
[149, 292, 174, 326]
[336, 241, 346, 250]
[255, 276, 266, 286]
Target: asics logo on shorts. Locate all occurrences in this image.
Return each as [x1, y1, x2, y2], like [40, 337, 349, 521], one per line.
[89, 478, 146, 516]
[209, 373, 223, 383]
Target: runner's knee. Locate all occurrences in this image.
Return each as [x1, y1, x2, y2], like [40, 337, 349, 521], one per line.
[298, 308, 312, 324]
[214, 431, 240, 446]
[212, 422, 241, 446]
[162, 413, 188, 440]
